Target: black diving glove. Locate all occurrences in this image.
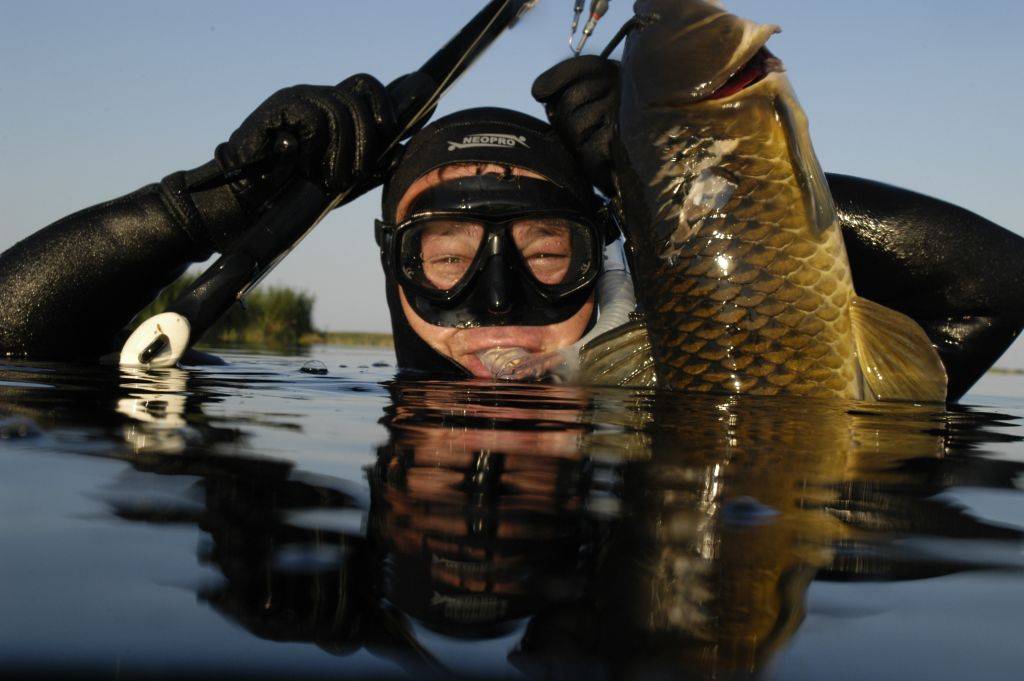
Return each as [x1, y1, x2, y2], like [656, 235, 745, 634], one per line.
[158, 74, 398, 256]
[532, 55, 620, 197]
[216, 74, 398, 218]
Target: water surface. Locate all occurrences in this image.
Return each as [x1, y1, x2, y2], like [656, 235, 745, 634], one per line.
[2, 345, 1023, 680]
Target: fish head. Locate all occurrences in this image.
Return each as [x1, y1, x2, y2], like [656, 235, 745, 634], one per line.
[625, 0, 781, 107]
[618, 0, 836, 252]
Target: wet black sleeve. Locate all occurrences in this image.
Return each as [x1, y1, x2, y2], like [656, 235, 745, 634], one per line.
[830, 173, 1024, 401]
[0, 162, 247, 361]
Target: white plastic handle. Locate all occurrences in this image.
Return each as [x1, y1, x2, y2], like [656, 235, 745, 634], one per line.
[119, 312, 191, 368]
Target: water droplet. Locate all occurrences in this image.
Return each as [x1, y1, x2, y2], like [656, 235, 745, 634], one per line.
[372, 361, 390, 368]
[300, 360, 328, 375]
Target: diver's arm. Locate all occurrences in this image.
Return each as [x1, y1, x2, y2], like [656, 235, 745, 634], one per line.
[0, 165, 244, 360]
[0, 76, 395, 361]
[830, 173, 1024, 401]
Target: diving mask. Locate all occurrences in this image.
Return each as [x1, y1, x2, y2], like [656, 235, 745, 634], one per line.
[376, 174, 608, 328]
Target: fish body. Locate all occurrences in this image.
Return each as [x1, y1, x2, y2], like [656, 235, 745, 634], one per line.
[599, 0, 945, 401]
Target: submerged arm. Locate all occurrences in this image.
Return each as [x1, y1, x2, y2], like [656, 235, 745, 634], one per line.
[831, 173, 1024, 401]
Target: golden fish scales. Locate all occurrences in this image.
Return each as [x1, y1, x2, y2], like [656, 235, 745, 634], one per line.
[587, 0, 946, 402]
[634, 79, 860, 398]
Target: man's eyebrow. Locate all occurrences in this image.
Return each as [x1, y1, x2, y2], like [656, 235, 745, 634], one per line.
[515, 221, 569, 239]
[423, 221, 481, 237]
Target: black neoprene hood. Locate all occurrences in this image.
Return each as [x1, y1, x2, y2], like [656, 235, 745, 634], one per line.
[382, 107, 596, 223]
[379, 107, 598, 376]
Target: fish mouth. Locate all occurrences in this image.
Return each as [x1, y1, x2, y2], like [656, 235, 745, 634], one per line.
[704, 48, 784, 102]
[624, 1, 781, 107]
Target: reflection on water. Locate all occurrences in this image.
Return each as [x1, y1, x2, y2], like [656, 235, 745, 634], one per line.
[2, 348, 1024, 680]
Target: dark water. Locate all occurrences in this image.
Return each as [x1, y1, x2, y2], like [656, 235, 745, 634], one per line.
[2, 345, 1023, 680]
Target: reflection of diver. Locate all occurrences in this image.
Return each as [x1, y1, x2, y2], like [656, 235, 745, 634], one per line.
[88, 379, 1024, 679]
[368, 382, 600, 640]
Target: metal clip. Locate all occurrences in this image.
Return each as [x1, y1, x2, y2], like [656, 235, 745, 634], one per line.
[569, 0, 610, 55]
[569, 0, 585, 48]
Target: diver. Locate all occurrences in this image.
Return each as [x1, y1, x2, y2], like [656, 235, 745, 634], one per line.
[1, 57, 1022, 401]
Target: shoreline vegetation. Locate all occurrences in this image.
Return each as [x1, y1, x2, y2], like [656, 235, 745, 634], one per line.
[298, 331, 394, 348]
[132, 273, 393, 349]
[137, 274, 1024, 369]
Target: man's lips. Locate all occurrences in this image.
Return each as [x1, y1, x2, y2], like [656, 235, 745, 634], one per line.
[451, 327, 548, 357]
[448, 327, 551, 379]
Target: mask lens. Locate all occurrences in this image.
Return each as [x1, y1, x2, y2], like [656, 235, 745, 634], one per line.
[397, 214, 599, 300]
[400, 219, 484, 292]
[511, 218, 577, 286]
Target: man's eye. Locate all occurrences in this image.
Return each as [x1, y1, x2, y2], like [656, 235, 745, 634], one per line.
[523, 245, 570, 261]
[429, 255, 466, 265]
[422, 253, 474, 291]
[526, 253, 570, 285]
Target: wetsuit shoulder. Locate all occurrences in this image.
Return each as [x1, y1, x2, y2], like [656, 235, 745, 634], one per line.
[829, 172, 1024, 401]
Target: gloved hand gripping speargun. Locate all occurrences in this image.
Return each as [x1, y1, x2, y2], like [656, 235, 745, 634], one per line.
[120, 0, 537, 368]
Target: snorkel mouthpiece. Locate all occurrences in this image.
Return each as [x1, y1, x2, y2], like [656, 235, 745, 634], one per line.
[476, 347, 571, 382]
[477, 347, 533, 380]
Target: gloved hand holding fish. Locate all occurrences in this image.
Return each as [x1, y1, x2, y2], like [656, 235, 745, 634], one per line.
[577, 0, 949, 402]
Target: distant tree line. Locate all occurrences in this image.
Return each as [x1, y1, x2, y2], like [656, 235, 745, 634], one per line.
[133, 273, 316, 347]
[134, 272, 394, 348]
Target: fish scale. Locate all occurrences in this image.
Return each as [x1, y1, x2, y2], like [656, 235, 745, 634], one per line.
[581, 0, 945, 402]
[624, 78, 861, 398]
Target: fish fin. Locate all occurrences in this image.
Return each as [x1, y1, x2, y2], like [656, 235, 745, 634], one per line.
[579, 320, 658, 388]
[850, 296, 947, 403]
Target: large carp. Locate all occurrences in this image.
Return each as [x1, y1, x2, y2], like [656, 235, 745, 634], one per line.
[580, 0, 947, 402]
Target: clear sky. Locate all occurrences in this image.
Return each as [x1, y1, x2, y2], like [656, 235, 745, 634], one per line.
[2, 1, 1023, 363]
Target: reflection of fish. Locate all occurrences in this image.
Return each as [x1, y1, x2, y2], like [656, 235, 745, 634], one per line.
[584, 0, 946, 401]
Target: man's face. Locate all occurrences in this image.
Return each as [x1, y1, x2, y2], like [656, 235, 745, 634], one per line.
[395, 163, 595, 378]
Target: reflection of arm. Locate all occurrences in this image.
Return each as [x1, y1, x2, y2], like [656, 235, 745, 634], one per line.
[0, 164, 246, 360]
[831, 173, 1024, 401]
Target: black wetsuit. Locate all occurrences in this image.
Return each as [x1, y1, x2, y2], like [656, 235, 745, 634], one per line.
[1, 170, 1021, 401]
[0, 161, 247, 362]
